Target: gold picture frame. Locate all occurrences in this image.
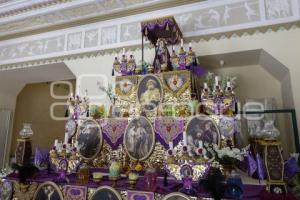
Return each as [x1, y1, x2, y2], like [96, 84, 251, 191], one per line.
[162, 192, 191, 200]
[76, 119, 103, 160]
[123, 116, 156, 161]
[33, 181, 63, 200]
[137, 74, 164, 111]
[89, 186, 122, 200]
[186, 114, 221, 147]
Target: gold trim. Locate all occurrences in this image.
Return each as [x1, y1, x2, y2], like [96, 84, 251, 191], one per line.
[136, 74, 164, 111]
[89, 186, 122, 200]
[185, 114, 221, 147]
[123, 116, 156, 161]
[76, 119, 103, 161]
[162, 192, 191, 200]
[33, 181, 63, 200]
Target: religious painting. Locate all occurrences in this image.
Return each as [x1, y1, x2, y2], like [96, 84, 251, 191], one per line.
[89, 186, 122, 200]
[0, 180, 13, 200]
[186, 115, 220, 149]
[137, 74, 163, 111]
[64, 185, 87, 200]
[33, 181, 63, 200]
[180, 164, 193, 178]
[127, 190, 154, 200]
[162, 192, 190, 200]
[124, 116, 155, 161]
[76, 119, 103, 160]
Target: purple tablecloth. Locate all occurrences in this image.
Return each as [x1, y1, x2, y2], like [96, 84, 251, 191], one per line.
[4, 171, 290, 200]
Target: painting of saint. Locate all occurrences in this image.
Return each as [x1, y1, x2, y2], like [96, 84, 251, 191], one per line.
[186, 115, 220, 149]
[137, 74, 163, 111]
[124, 116, 155, 161]
[33, 182, 63, 200]
[90, 186, 122, 200]
[76, 119, 103, 160]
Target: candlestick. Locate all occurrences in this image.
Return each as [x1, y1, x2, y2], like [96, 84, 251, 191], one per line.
[181, 39, 183, 47]
[183, 132, 187, 146]
[169, 142, 173, 150]
[227, 81, 231, 87]
[64, 133, 69, 144]
[54, 139, 58, 148]
[199, 140, 203, 149]
[215, 76, 219, 86]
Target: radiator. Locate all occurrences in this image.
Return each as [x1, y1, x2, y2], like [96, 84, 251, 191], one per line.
[0, 109, 11, 169]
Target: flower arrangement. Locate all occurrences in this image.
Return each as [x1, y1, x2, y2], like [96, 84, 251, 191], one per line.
[206, 144, 248, 166]
[97, 82, 117, 104]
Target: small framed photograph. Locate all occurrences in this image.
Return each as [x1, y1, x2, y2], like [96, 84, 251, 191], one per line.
[89, 186, 122, 200]
[33, 181, 63, 200]
[162, 192, 191, 200]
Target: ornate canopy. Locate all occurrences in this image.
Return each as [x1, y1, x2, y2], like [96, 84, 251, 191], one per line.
[141, 16, 183, 46]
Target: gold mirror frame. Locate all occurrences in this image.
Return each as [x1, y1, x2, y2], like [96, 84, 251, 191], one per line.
[185, 114, 221, 147]
[89, 186, 122, 200]
[33, 181, 63, 200]
[76, 119, 103, 161]
[123, 116, 156, 161]
[137, 74, 164, 111]
[162, 192, 191, 200]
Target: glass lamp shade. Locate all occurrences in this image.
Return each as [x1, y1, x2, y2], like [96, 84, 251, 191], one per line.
[19, 123, 33, 138]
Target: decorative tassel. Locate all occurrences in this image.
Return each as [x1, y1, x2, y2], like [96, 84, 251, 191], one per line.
[65, 109, 69, 117]
[112, 68, 114, 76]
[145, 27, 148, 36]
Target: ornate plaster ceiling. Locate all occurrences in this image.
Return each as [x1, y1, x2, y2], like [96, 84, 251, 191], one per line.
[0, 0, 199, 40]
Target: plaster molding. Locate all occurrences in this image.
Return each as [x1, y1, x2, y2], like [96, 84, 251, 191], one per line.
[0, 0, 299, 69]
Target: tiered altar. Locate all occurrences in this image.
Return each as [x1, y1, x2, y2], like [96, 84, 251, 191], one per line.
[1, 16, 297, 200]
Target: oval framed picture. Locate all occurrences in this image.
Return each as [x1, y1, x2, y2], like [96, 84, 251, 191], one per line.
[76, 119, 103, 160]
[186, 115, 220, 148]
[33, 181, 63, 200]
[137, 74, 163, 111]
[89, 186, 122, 200]
[162, 192, 191, 200]
[124, 116, 155, 161]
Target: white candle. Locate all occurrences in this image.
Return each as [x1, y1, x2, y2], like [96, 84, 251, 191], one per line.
[64, 133, 69, 144]
[183, 132, 187, 146]
[172, 46, 175, 51]
[181, 39, 183, 47]
[76, 85, 80, 96]
[215, 76, 219, 86]
[54, 139, 58, 148]
[115, 54, 118, 58]
[199, 140, 203, 149]
[122, 48, 125, 55]
[74, 141, 78, 149]
[169, 142, 173, 150]
[70, 92, 73, 98]
[189, 42, 192, 47]
[204, 82, 208, 89]
[227, 81, 231, 87]
[84, 89, 88, 97]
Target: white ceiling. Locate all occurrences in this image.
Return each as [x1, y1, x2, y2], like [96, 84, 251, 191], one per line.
[0, 62, 75, 96]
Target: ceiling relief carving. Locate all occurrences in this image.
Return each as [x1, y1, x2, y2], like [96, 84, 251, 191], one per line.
[0, 0, 299, 68]
[0, 0, 173, 38]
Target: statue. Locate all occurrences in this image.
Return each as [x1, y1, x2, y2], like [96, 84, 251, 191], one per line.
[153, 38, 171, 73]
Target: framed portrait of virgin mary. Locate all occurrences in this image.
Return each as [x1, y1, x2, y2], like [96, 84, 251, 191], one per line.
[137, 74, 163, 111]
[186, 115, 220, 148]
[162, 192, 190, 200]
[76, 119, 103, 160]
[124, 116, 155, 161]
[33, 181, 63, 200]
